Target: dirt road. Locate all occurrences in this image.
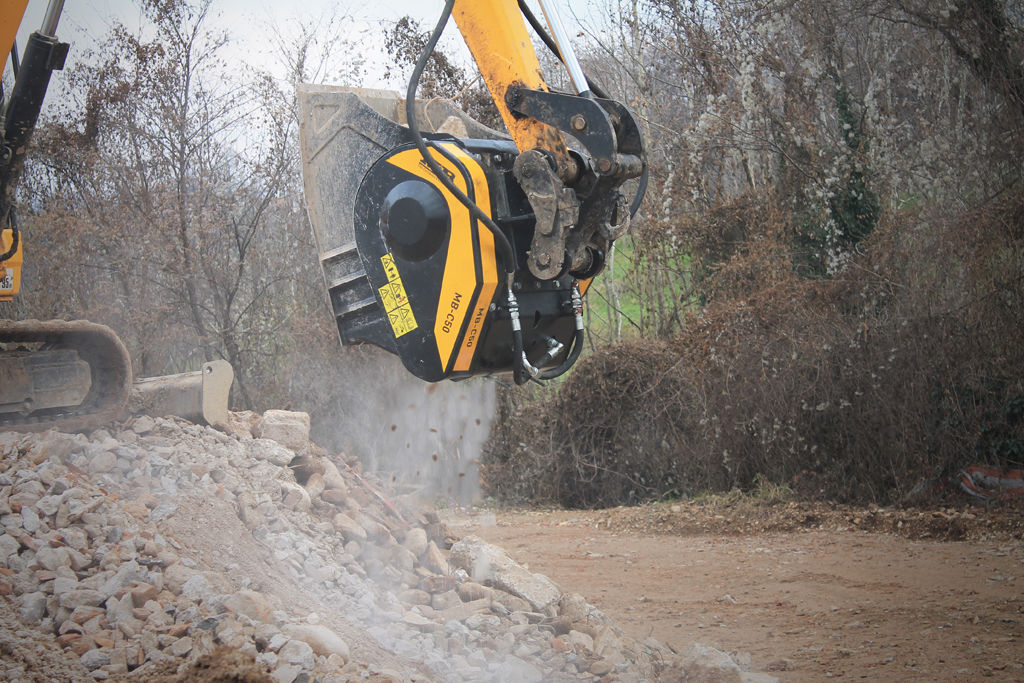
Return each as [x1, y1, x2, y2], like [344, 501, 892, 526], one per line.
[444, 503, 1024, 681]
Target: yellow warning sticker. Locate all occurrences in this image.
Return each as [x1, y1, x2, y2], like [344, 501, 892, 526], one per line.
[379, 254, 417, 338]
[381, 253, 400, 282]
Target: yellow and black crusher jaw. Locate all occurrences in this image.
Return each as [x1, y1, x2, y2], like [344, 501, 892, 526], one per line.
[298, 87, 581, 382]
[297, 0, 647, 385]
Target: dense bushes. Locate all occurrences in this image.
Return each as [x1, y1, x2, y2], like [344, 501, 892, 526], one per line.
[484, 194, 1024, 507]
[482, 0, 1023, 508]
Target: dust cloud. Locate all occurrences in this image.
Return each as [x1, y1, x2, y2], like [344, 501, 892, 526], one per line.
[310, 345, 496, 507]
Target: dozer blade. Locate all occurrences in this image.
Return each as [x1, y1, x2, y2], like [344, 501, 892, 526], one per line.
[130, 360, 233, 428]
[0, 319, 132, 433]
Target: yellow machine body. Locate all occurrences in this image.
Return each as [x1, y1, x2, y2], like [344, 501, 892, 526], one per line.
[0, 229, 23, 301]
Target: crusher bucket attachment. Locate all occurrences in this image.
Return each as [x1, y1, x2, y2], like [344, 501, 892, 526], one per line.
[0, 319, 133, 433]
[297, 85, 582, 382]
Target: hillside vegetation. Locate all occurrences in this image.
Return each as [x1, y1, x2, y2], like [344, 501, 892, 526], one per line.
[8, 0, 1023, 506]
[484, 0, 1024, 506]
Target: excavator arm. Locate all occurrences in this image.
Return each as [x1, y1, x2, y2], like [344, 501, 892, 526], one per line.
[0, 1, 135, 433]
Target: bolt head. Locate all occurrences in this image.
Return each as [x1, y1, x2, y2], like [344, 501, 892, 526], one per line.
[571, 115, 587, 131]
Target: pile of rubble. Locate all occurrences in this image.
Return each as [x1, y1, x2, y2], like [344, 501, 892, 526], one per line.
[0, 410, 775, 682]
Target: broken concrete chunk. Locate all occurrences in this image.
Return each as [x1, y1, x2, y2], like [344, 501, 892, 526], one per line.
[449, 536, 561, 612]
[258, 410, 311, 452]
[248, 439, 294, 467]
[282, 623, 350, 662]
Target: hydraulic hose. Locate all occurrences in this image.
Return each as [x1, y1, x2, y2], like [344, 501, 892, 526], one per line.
[506, 278, 528, 385]
[517, 0, 608, 99]
[538, 281, 584, 379]
[0, 210, 19, 262]
[406, 0, 516, 275]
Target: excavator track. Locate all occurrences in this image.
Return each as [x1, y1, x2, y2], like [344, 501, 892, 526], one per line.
[0, 319, 132, 433]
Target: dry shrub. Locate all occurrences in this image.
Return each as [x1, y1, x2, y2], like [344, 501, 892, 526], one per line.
[479, 385, 560, 505]
[484, 341, 705, 508]
[483, 194, 1024, 507]
[549, 341, 703, 507]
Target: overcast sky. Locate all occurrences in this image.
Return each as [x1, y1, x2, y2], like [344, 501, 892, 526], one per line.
[13, 0, 605, 93]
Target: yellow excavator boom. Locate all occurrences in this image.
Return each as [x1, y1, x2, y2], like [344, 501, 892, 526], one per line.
[1, 0, 31, 69]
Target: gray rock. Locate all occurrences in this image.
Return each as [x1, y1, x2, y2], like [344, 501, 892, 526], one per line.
[61, 610, 93, 632]
[223, 589, 275, 623]
[181, 574, 215, 603]
[672, 643, 749, 683]
[100, 560, 144, 598]
[258, 411, 310, 452]
[80, 648, 111, 670]
[449, 536, 561, 612]
[60, 588, 105, 610]
[256, 651, 279, 669]
[30, 431, 79, 464]
[267, 633, 289, 652]
[400, 589, 431, 606]
[280, 482, 311, 512]
[0, 533, 20, 562]
[168, 636, 193, 657]
[60, 527, 88, 551]
[331, 513, 367, 542]
[423, 541, 449, 574]
[304, 473, 325, 500]
[52, 577, 80, 596]
[11, 480, 45, 501]
[403, 527, 428, 557]
[566, 630, 594, 653]
[20, 506, 40, 534]
[150, 502, 178, 522]
[388, 544, 417, 572]
[431, 590, 461, 611]
[278, 639, 316, 669]
[558, 592, 592, 623]
[249, 439, 294, 466]
[132, 416, 156, 434]
[88, 451, 117, 473]
[271, 663, 301, 683]
[105, 593, 135, 626]
[19, 591, 48, 624]
[66, 548, 91, 572]
[34, 494, 62, 518]
[163, 563, 197, 594]
[35, 545, 70, 571]
[283, 623, 350, 662]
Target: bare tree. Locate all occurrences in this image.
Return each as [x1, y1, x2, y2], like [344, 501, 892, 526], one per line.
[19, 0, 352, 409]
